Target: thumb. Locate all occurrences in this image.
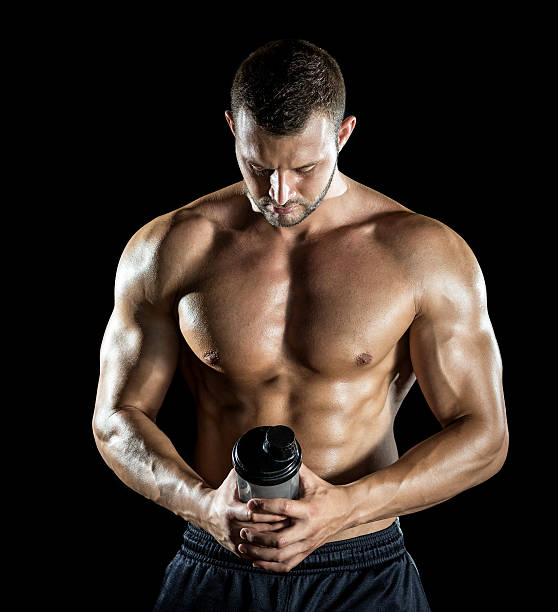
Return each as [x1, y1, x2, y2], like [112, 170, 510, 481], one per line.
[298, 462, 314, 478]
[298, 462, 323, 489]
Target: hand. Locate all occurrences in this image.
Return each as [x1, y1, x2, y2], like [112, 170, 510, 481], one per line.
[237, 462, 352, 572]
[201, 468, 291, 559]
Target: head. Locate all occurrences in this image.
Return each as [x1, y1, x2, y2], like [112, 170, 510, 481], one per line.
[226, 39, 356, 228]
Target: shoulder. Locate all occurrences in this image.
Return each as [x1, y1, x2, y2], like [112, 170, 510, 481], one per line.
[388, 212, 487, 319]
[351, 182, 486, 319]
[382, 211, 477, 266]
[115, 182, 246, 302]
[350, 182, 481, 282]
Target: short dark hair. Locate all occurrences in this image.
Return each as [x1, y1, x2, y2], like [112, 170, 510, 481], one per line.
[230, 39, 346, 137]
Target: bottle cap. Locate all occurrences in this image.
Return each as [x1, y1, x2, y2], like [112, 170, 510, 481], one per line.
[232, 425, 302, 486]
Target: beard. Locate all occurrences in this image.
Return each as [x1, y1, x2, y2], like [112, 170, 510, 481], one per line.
[246, 157, 338, 228]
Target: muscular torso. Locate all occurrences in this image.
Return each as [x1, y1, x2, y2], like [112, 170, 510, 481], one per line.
[167, 176, 421, 540]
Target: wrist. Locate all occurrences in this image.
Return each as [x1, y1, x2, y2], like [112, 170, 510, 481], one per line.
[180, 482, 215, 530]
[339, 477, 379, 530]
[330, 482, 364, 533]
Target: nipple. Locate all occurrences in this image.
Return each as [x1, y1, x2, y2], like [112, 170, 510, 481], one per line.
[355, 352, 373, 366]
[203, 349, 220, 365]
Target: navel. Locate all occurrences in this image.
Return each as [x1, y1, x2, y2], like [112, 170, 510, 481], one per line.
[203, 349, 220, 365]
[355, 352, 373, 366]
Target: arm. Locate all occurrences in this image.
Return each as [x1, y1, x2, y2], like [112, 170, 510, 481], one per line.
[92, 220, 211, 524]
[343, 224, 509, 527]
[93, 217, 294, 560]
[226, 223, 509, 573]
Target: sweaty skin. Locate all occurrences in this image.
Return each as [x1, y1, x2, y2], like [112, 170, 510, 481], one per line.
[177, 180, 417, 542]
[93, 111, 508, 554]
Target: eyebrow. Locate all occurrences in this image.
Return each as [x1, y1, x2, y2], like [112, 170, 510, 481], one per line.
[247, 160, 321, 170]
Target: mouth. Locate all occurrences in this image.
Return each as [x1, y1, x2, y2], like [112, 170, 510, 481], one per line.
[271, 204, 297, 215]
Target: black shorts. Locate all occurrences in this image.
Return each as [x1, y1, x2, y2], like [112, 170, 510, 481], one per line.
[153, 517, 430, 611]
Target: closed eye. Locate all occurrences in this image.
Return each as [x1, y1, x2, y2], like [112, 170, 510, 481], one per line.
[249, 164, 317, 176]
[296, 165, 316, 175]
[249, 164, 272, 176]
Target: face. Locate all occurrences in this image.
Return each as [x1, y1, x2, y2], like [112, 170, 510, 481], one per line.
[226, 108, 342, 228]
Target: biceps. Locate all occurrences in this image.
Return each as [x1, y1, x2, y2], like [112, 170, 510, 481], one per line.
[409, 314, 504, 428]
[96, 307, 181, 421]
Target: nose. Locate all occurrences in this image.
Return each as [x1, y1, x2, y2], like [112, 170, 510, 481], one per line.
[269, 170, 296, 206]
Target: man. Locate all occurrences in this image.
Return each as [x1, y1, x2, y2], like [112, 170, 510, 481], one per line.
[93, 39, 508, 611]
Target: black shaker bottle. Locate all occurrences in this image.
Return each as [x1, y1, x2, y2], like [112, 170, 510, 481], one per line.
[232, 425, 302, 503]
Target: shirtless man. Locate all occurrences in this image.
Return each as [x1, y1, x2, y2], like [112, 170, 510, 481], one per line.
[93, 40, 508, 611]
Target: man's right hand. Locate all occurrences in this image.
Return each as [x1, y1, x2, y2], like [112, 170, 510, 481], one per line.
[200, 468, 290, 559]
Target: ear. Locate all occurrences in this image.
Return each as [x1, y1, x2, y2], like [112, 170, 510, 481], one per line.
[337, 115, 356, 152]
[225, 110, 236, 136]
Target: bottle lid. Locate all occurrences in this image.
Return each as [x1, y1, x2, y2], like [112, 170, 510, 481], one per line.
[263, 425, 297, 460]
[232, 425, 302, 486]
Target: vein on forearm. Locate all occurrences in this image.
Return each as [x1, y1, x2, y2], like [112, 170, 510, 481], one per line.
[345, 414, 508, 526]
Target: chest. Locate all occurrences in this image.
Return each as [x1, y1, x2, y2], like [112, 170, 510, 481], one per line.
[177, 230, 415, 378]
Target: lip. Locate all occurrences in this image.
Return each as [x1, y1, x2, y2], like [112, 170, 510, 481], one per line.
[272, 204, 297, 214]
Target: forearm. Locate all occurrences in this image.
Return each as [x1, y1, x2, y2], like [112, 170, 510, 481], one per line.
[93, 406, 212, 525]
[342, 415, 508, 529]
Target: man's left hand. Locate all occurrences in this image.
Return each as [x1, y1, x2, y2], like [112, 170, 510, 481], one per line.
[238, 462, 352, 572]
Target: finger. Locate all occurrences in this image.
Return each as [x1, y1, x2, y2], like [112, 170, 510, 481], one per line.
[227, 501, 287, 523]
[255, 519, 291, 532]
[239, 519, 290, 539]
[248, 498, 304, 519]
[240, 523, 300, 548]
[249, 511, 289, 523]
[237, 539, 308, 565]
[228, 502, 256, 523]
[252, 551, 308, 573]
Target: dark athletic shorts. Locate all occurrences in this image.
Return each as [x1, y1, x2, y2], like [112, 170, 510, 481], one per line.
[153, 517, 430, 611]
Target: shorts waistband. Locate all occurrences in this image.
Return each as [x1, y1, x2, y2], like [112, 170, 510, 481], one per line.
[179, 518, 405, 575]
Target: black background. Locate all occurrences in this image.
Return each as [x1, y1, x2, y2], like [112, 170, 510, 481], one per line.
[39, 15, 537, 612]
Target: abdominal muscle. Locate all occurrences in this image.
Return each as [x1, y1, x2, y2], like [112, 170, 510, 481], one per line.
[186, 365, 402, 542]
